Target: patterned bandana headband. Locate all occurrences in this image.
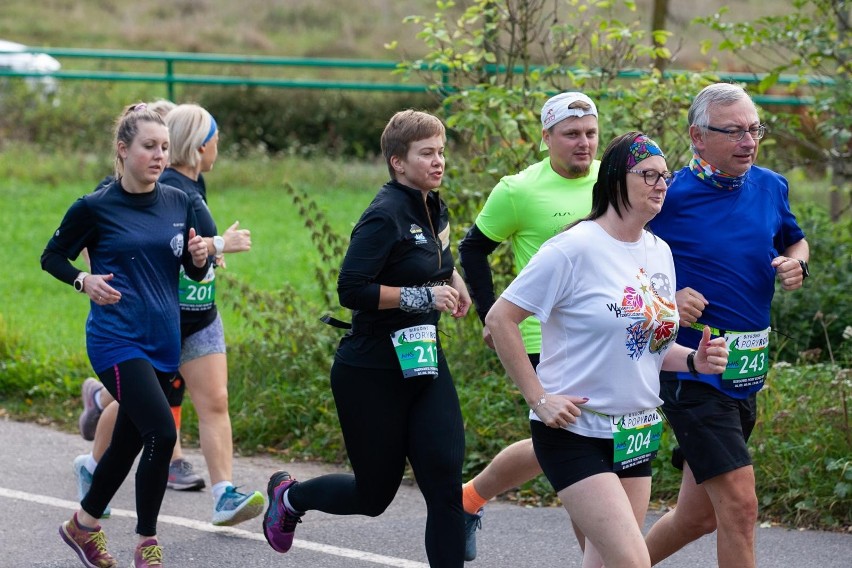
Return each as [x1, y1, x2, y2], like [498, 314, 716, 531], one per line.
[626, 134, 665, 169]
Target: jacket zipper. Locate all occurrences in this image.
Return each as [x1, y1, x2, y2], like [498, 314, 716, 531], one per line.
[423, 195, 442, 270]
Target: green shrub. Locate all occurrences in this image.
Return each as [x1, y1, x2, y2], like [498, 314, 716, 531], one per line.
[180, 272, 347, 460]
[197, 87, 439, 158]
[752, 362, 851, 528]
[0, 80, 150, 155]
[0, 314, 91, 426]
[771, 205, 852, 363]
[650, 361, 852, 528]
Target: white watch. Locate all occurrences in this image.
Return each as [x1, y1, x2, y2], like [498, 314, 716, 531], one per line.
[213, 235, 225, 256]
[73, 272, 89, 293]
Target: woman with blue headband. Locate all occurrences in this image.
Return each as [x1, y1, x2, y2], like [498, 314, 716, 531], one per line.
[485, 132, 729, 567]
[74, 104, 263, 534]
[157, 103, 264, 527]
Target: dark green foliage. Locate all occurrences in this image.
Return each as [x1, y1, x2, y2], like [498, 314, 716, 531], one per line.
[651, 363, 852, 529]
[180, 185, 354, 460]
[748, 363, 850, 527]
[197, 87, 440, 158]
[771, 206, 852, 364]
[0, 80, 144, 156]
[0, 318, 89, 398]
[0, 317, 92, 426]
[202, 272, 348, 461]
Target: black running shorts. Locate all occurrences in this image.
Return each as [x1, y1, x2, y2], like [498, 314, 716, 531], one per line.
[660, 377, 757, 484]
[530, 420, 652, 493]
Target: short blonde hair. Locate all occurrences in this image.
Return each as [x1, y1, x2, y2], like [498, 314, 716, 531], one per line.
[165, 104, 214, 170]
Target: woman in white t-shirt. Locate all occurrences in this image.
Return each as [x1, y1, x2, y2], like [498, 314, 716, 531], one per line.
[485, 132, 729, 568]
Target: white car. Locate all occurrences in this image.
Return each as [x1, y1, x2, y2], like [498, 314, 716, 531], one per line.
[0, 39, 61, 94]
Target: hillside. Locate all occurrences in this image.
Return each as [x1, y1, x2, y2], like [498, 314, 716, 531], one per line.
[1, 0, 789, 67]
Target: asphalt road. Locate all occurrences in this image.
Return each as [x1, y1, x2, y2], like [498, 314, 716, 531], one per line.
[2, 418, 849, 567]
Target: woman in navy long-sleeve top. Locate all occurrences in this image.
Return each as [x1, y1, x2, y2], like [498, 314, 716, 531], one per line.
[42, 102, 210, 568]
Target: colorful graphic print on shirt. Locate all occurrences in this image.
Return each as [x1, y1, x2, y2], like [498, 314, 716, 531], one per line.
[620, 268, 678, 360]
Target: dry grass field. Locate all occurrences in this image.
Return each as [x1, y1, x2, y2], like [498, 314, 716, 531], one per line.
[1, 0, 790, 66]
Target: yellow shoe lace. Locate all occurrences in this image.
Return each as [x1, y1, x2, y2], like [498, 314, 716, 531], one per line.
[139, 544, 163, 565]
[87, 530, 110, 553]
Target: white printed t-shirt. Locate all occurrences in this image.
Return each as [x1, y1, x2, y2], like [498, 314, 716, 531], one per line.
[501, 221, 680, 438]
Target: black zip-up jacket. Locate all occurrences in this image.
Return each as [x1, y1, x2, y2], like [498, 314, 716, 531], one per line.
[335, 180, 455, 369]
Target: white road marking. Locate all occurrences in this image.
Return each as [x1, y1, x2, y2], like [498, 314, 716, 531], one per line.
[0, 487, 428, 568]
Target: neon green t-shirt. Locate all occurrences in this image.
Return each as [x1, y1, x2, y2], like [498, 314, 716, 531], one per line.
[476, 157, 599, 354]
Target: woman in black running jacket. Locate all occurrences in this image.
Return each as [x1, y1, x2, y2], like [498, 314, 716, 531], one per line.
[262, 110, 471, 567]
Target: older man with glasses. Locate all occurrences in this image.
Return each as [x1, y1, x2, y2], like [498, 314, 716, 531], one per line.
[645, 83, 810, 568]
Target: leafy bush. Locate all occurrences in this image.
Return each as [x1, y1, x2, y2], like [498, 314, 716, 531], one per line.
[751, 362, 851, 528]
[771, 205, 852, 363]
[197, 87, 439, 158]
[181, 272, 348, 461]
[651, 361, 852, 529]
[0, 80, 148, 156]
[0, 314, 91, 425]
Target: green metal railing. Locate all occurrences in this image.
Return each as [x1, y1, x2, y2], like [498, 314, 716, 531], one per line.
[0, 47, 823, 106]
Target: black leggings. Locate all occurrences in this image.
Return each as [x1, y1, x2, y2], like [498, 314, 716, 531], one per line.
[288, 357, 466, 567]
[82, 358, 177, 536]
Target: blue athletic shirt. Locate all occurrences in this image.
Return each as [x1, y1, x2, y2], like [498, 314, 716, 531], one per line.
[648, 165, 805, 398]
[41, 180, 209, 374]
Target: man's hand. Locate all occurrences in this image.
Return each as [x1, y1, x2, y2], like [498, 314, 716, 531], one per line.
[676, 287, 708, 326]
[772, 256, 806, 291]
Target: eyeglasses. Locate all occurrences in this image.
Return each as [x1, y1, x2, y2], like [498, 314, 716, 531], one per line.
[705, 124, 767, 142]
[628, 169, 674, 187]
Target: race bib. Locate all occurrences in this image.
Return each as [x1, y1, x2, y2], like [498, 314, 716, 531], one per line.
[611, 408, 663, 471]
[390, 324, 438, 379]
[179, 264, 216, 311]
[722, 327, 770, 389]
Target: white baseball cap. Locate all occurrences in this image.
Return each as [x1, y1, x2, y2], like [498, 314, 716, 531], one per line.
[540, 92, 598, 151]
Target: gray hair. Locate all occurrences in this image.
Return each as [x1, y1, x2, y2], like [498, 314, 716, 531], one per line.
[688, 83, 758, 135]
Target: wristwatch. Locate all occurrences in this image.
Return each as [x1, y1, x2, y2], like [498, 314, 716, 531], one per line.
[686, 350, 699, 377]
[798, 259, 809, 279]
[213, 235, 225, 256]
[73, 272, 89, 293]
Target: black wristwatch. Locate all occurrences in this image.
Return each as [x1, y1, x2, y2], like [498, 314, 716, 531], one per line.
[798, 259, 810, 279]
[686, 350, 699, 377]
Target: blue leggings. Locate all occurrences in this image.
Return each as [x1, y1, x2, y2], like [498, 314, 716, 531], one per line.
[288, 357, 466, 567]
[83, 358, 177, 536]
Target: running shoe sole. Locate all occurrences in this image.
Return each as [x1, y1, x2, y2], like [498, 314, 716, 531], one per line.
[212, 490, 265, 527]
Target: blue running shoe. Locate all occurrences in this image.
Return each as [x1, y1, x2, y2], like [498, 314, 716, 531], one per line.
[212, 486, 265, 527]
[73, 454, 111, 519]
[464, 508, 484, 561]
[263, 471, 303, 553]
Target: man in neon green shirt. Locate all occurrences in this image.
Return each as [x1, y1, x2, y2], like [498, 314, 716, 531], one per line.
[458, 92, 600, 561]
